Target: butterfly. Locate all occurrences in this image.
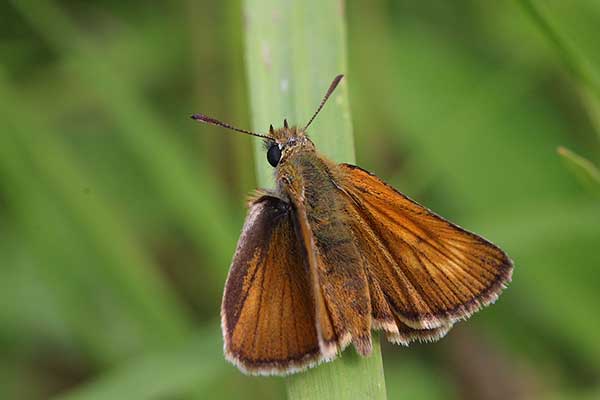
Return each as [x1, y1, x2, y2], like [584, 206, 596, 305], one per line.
[192, 75, 513, 376]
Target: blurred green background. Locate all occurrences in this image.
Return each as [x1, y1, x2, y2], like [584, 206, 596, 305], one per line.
[1, 1, 600, 399]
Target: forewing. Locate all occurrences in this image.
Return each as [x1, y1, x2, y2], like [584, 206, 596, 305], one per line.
[338, 164, 513, 331]
[221, 195, 320, 375]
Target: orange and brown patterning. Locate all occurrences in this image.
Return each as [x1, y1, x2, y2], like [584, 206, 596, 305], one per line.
[192, 75, 513, 375]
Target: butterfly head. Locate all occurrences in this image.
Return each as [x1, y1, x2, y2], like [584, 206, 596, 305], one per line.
[191, 74, 344, 168]
[264, 120, 314, 168]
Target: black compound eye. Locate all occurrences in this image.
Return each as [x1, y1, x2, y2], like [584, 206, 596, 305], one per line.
[267, 144, 282, 167]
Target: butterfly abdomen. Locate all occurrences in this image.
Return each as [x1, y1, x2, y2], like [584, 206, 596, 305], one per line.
[283, 152, 373, 355]
[288, 153, 358, 265]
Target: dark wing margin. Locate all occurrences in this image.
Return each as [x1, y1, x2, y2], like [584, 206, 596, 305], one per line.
[367, 266, 453, 345]
[337, 163, 513, 336]
[221, 195, 321, 375]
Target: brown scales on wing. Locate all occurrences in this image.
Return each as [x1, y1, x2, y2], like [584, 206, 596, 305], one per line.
[221, 196, 320, 375]
[222, 153, 513, 375]
[335, 163, 513, 332]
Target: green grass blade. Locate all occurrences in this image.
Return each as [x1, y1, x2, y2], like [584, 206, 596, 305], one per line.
[55, 328, 224, 400]
[518, 0, 600, 100]
[11, 0, 239, 286]
[244, 0, 386, 399]
[519, 0, 600, 144]
[0, 74, 191, 344]
[286, 338, 386, 400]
[557, 146, 600, 194]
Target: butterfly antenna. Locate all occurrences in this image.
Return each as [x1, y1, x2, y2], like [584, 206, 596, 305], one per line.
[191, 114, 273, 140]
[303, 74, 344, 131]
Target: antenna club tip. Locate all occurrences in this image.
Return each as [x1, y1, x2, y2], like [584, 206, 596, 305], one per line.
[303, 73, 346, 131]
[191, 114, 215, 124]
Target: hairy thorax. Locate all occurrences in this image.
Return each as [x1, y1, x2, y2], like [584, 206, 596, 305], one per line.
[278, 150, 361, 271]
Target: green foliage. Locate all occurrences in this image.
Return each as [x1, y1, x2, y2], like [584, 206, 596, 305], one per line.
[244, 0, 385, 399]
[0, 1, 599, 399]
[557, 147, 600, 195]
[56, 329, 223, 400]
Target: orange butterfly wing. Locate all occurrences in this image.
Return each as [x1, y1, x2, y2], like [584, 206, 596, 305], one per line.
[337, 164, 513, 334]
[221, 195, 320, 375]
[367, 270, 452, 345]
